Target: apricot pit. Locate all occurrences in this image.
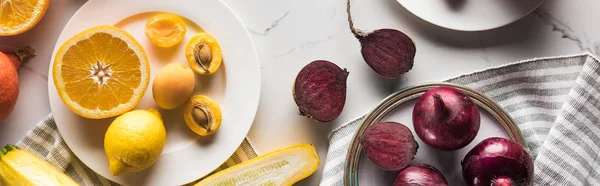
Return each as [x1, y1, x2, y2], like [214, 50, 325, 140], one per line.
[186, 33, 222, 75]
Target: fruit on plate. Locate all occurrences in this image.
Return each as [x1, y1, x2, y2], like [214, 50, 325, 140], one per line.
[194, 144, 320, 186]
[293, 60, 348, 122]
[183, 95, 222, 136]
[145, 13, 187, 48]
[0, 46, 35, 122]
[104, 109, 166, 176]
[153, 63, 196, 110]
[52, 25, 150, 119]
[186, 33, 223, 75]
[0, 144, 79, 185]
[0, 0, 50, 36]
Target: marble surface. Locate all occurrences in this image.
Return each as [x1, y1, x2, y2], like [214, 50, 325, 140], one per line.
[0, 0, 598, 185]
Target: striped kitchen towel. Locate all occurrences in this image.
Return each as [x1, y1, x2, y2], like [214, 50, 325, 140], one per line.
[15, 115, 257, 186]
[321, 53, 600, 185]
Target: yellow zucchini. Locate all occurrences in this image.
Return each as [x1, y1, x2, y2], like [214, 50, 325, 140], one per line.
[195, 144, 320, 186]
[0, 144, 79, 186]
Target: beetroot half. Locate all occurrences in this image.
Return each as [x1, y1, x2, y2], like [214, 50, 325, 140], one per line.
[293, 60, 348, 122]
[346, 0, 416, 79]
[412, 86, 480, 150]
[394, 164, 449, 186]
[360, 122, 418, 171]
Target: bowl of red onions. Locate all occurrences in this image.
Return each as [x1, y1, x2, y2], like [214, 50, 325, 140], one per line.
[345, 82, 532, 186]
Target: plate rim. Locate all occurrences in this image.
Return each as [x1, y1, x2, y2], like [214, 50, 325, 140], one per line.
[47, 0, 261, 185]
[343, 82, 525, 185]
[397, 0, 547, 31]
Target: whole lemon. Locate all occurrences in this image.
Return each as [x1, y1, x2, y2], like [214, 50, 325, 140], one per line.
[104, 109, 166, 176]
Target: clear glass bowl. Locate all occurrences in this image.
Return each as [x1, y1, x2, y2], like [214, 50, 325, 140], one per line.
[343, 82, 527, 185]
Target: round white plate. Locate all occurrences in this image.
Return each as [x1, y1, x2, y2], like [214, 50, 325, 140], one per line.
[397, 0, 546, 31]
[47, 0, 261, 185]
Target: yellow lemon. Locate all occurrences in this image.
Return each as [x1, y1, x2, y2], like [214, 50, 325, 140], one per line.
[145, 13, 187, 47]
[0, 0, 50, 36]
[104, 109, 166, 176]
[52, 25, 150, 119]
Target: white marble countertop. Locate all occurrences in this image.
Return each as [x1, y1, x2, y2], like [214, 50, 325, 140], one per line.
[1, 0, 598, 185]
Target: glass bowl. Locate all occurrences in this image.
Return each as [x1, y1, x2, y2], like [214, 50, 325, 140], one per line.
[343, 82, 526, 185]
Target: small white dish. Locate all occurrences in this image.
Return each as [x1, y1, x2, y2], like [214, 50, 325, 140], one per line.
[397, 0, 546, 31]
[47, 0, 261, 185]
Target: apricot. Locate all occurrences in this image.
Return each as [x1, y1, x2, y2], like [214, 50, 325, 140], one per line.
[152, 63, 195, 110]
[183, 95, 222, 136]
[186, 33, 222, 75]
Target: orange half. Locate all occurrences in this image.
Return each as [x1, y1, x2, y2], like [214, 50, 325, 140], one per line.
[0, 0, 50, 36]
[53, 25, 150, 119]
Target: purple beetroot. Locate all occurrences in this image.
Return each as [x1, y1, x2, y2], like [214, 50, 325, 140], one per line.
[293, 60, 348, 122]
[346, 0, 416, 79]
[360, 122, 418, 171]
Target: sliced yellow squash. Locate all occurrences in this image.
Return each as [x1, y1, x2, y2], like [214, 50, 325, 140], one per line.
[0, 144, 79, 186]
[195, 144, 320, 186]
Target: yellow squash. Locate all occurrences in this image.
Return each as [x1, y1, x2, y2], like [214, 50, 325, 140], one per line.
[195, 144, 320, 186]
[0, 144, 79, 186]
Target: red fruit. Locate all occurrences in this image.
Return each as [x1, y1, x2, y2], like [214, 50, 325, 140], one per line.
[361, 122, 418, 171]
[413, 86, 480, 150]
[293, 60, 348, 123]
[0, 46, 35, 122]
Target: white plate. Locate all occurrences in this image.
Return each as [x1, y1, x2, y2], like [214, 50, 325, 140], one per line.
[47, 0, 261, 185]
[397, 0, 546, 31]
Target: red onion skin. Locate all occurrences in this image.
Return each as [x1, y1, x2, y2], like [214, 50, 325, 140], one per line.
[461, 137, 534, 186]
[412, 86, 480, 150]
[393, 164, 449, 186]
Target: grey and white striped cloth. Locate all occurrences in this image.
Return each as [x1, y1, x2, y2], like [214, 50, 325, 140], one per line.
[320, 53, 600, 185]
[15, 115, 258, 186]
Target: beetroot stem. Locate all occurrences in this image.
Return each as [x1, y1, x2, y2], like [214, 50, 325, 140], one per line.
[346, 0, 366, 39]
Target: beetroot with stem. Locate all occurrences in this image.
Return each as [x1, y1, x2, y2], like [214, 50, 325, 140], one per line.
[394, 164, 448, 186]
[462, 137, 534, 186]
[412, 86, 480, 150]
[293, 60, 348, 122]
[360, 122, 418, 171]
[346, 0, 416, 79]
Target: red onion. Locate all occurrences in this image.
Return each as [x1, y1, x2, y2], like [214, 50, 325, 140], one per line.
[461, 137, 534, 186]
[412, 86, 480, 150]
[394, 164, 448, 186]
